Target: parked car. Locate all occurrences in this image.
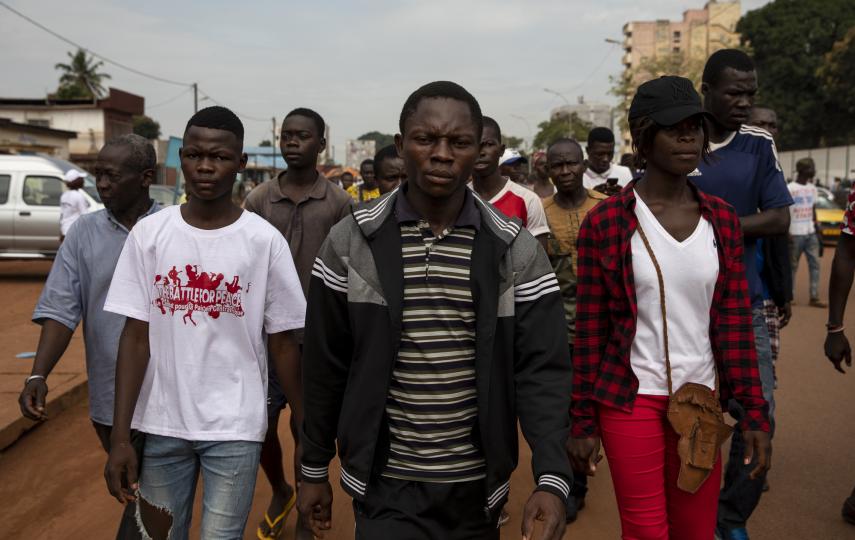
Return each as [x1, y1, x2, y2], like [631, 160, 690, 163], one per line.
[815, 188, 846, 244]
[149, 184, 182, 207]
[0, 154, 102, 258]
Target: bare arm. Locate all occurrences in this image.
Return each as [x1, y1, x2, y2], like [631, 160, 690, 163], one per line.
[104, 317, 150, 503]
[829, 234, 855, 326]
[19, 320, 74, 420]
[740, 207, 790, 238]
[268, 330, 303, 432]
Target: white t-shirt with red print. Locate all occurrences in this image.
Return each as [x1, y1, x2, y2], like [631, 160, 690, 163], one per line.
[104, 206, 306, 442]
[474, 179, 550, 237]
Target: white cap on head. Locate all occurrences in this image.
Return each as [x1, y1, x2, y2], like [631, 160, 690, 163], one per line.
[499, 149, 528, 166]
[63, 170, 86, 183]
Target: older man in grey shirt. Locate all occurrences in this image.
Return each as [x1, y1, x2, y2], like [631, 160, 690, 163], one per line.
[19, 134, 159, 540]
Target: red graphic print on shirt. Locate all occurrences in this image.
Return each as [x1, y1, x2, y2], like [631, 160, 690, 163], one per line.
[152, 264, 246, 326]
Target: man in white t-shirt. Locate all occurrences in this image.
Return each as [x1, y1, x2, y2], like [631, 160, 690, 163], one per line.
[59, 169, 90, 240]
[582, 127, 634, 191]
[104, 106, 307, 539]
[471, 117, 549, 249]
[788, 157, 825, 307]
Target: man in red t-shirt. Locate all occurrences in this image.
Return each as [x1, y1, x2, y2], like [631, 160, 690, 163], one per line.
[470, 117, 549, 247]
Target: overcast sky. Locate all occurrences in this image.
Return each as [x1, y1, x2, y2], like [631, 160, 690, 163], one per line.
[1, 0, 771, 156]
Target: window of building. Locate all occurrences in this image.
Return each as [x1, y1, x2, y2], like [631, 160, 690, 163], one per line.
[673, 31, 681, 41]
[673, 46, 681, 53]
[0, 175, 9, 204]
[22, 176, 64, 206]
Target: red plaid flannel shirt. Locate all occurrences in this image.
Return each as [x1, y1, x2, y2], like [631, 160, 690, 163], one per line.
[572, 181, 770, 438]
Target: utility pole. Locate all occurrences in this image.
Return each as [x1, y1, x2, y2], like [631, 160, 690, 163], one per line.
[272, 117, 277, 171]
[193, 83, 198, 113]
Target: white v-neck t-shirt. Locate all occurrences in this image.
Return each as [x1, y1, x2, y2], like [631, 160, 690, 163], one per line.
[104, 206, 306, 442]
[630, 192, 719, 395]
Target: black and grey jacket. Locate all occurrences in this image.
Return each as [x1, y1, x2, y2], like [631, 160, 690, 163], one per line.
[299, 188, 573, 511]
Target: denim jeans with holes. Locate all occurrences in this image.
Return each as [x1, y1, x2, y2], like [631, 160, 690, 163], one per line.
[790, 233, 821, 300]
[136, 434, 261, 540]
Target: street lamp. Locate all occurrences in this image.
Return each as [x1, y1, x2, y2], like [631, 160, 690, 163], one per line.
[543, 87, 570, 107]
[510, 114, 533, 151]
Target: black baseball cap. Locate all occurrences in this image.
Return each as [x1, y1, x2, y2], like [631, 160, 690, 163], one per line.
[629, 76, 709, 126]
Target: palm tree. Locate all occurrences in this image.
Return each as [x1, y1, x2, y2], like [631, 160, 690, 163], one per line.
[55, 49, 111, 99]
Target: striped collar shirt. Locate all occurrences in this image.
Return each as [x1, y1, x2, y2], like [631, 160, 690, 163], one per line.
[383, 188, 485, 482]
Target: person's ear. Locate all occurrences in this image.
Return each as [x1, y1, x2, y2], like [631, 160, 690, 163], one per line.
[141, 168, 155, 188]
[394, 133, 403, 156]
[701, 81, 710, 96]
[318, 137, 327, 153]
[239, 153, 248, 171]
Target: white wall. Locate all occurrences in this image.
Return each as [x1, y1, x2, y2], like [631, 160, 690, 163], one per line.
[0, 108, 104, 155]
[778, 144, 855, 184]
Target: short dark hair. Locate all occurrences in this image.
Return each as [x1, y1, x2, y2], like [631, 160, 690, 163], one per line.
[546, 137, 582, 157]
[702, 49, 755, 86]
[482, 116, 501, 141]
[185, 106, 244, 142]
[373, 145, 399, 173]
[360, 159, 374, 170]
[341, 171, 354, 179]
[103, 133, 156, 172]
[399, 81, 483, 136]
[285, 108, 325, 138]
[587, 127, 615, 146]
[629, 114, 711, 169]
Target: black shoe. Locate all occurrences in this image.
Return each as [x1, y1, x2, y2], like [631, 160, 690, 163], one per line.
[762, 479, 770, 492]
[565, 496, 586, 524]
[843, 493, 855, 525]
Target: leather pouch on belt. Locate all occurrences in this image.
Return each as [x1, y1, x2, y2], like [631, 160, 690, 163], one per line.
[667, 383, 733, 494]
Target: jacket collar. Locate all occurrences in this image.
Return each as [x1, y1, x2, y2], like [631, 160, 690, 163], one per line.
[353, 184, 521, 245]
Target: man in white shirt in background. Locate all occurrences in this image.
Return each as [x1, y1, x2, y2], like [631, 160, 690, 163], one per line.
[788, 157, 826, 307]
[60, 169, 90, 241]
[582, 127, 634, 191]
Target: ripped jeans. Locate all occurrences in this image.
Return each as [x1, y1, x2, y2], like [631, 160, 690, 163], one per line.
[136, 434, 261, 540]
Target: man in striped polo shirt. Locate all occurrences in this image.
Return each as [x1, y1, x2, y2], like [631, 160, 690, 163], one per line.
[298, 81, 573, 540]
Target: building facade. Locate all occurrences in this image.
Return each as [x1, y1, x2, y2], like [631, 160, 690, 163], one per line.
[344, 139, 376, 170]
[0, 118, 76, 159]
[0, 88, 144, 170]
[618, 0, 741, 150]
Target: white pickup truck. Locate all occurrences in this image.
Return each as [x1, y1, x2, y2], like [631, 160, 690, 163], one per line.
[0, 154, 103, 258]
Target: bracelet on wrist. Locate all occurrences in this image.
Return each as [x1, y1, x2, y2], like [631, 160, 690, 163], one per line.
[827, 326, 845, 334]
[25, 374, 46, 385]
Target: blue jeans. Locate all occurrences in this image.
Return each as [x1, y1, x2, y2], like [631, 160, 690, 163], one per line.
[790, 233, 821, 300]
[137, 434, 262, 540]
[717, 307, 774, 531]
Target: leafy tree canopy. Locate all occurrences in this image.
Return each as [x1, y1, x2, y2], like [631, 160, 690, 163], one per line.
[738, 0, 855, 149]
[502, 135, 525, 149]
[533, 113, 593, 150]
[55, 49, 111, 100]
[132, 115, 161, 140]
[357, 131, 395, 149]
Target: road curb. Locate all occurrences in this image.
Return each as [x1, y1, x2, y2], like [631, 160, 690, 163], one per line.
[0, 374, 88, 451]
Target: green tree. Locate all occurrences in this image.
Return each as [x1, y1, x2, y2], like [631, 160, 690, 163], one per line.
[55, 49, 111, 99]
[132, 115, 161, 139]
[533, 113, 593, 150]
[358, 131, 395, 149]
[258, 139, 272, 147]
[817, 26, 855, 142]
[502, 135, 525, 149]
[737, 0, 855, 149]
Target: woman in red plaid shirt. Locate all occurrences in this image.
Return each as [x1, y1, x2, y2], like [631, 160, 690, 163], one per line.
[567, 76, 771, 540]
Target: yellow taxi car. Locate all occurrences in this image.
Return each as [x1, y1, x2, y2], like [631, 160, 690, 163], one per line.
[816, 188, 846, 243]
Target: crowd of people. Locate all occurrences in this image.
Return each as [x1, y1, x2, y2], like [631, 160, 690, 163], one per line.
[15, 47, 855, 540]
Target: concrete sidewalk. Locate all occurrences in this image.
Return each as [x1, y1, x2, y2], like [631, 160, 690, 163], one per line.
[0, 260, 89, 450]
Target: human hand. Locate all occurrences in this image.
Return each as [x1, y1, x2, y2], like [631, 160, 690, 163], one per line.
[777, 303, 792, 328]
[104, 441, 139, 504]
[19, 378, 48, 421]
[521, 490, 566, 540]
[743, 430, 772, 480]
[297, 480, 333, 538]
[824, 332, 852, 373]
[567, 436, 601, 476]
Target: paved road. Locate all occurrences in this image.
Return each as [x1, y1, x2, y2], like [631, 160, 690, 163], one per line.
[0, 249, 853, 539]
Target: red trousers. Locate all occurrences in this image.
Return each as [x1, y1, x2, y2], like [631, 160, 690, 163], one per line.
[599, 395, 722, 540]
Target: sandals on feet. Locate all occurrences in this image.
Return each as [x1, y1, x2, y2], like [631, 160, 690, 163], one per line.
[257, 491, 298, 540]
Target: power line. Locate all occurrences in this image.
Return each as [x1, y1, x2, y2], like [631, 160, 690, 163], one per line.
[0, 1, 191, 87]
[147, 86, 193, 109]
[197, 90, 270, 123]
